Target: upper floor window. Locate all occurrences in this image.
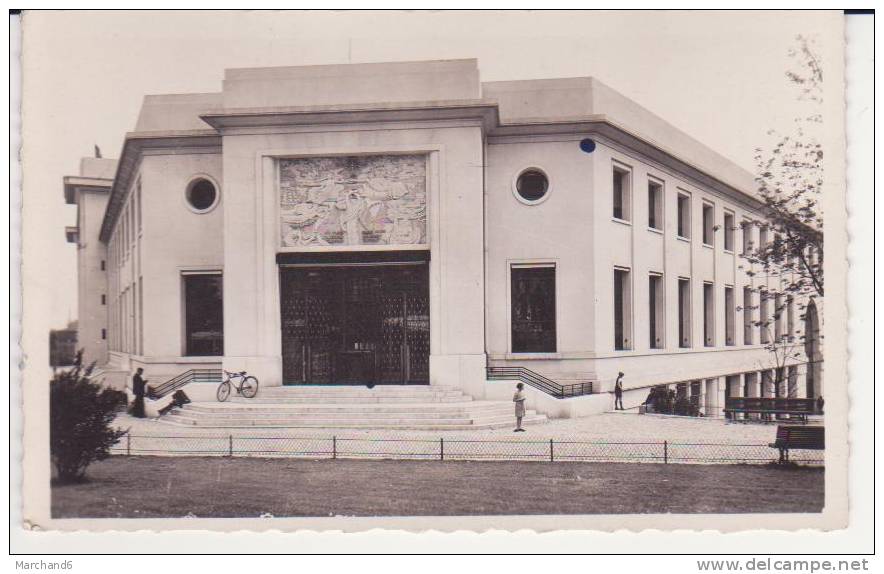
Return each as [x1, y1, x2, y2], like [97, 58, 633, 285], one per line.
[741, 220, 754, 255]
[186, 177, 220, 213]
[702, 202, 714, 246]
[677, 192, 691, 239]
[759, 225, 770, 251]
[723, 211, 735, 252]
[612, 164, 631, 221]
[648, 179, 663, 231]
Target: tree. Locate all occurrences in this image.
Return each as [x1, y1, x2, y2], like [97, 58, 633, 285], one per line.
[50, 351, 128, 483]
[746, 35, 826, 398]
[748, 35, 824, 299]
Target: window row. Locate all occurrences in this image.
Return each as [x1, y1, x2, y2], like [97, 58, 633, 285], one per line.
[508, 265, 797, 354]
[615, 270, 797, 351]
[611, 162, 760, 253]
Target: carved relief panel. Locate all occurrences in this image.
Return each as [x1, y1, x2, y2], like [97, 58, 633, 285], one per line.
[279, 154, 427, 248]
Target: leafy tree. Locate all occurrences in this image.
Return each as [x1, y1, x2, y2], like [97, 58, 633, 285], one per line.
[50, 351, 128, 483]
[748, 34, 824, 299]
[744, 35, 826, 398]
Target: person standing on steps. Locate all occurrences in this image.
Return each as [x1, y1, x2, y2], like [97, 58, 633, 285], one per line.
[614, 372, 625, 411]
[513, 382, 527, 432]
[130, 367, 147, 419]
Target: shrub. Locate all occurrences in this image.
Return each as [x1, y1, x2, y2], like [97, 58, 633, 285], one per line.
[50, 352, 128, 483]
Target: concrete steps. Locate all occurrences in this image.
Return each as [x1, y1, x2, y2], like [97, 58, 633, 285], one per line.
[156, 384, 548, 430]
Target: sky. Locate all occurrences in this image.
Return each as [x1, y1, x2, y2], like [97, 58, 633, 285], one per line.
[20, 10, 843, 330]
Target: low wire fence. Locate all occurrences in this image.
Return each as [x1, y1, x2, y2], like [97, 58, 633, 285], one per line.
[109, 432, 823, 466]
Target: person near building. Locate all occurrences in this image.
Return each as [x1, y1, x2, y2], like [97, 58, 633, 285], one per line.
[130, 367, 147, 418]
[614, 372, 625, 411]
[513, 382, 527, 432]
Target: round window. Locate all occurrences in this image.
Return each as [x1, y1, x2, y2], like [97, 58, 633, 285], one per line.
[514, 169, 550, 203]
[186, 178, 218, 212]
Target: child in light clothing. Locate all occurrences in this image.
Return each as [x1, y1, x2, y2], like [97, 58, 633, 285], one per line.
[513, 382, 527, 432]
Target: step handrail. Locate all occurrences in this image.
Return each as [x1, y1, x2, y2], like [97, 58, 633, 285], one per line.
[486, 366, 594, 399]
[146, 368, 223, 399]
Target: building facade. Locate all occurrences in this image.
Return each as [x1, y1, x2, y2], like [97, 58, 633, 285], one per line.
[64, 59, 822, 417]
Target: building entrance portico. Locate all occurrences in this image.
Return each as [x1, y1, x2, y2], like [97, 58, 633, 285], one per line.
[279, 260, 430, 385]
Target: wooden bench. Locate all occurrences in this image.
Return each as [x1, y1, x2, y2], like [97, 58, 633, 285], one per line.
[724, 397, 817, 423]
[769, 425, 825, 463]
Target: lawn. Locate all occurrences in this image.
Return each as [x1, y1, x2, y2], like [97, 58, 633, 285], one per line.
[52, 456, 824, 518]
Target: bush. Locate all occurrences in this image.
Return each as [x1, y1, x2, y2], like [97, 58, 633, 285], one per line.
[50, 352, 128, 483]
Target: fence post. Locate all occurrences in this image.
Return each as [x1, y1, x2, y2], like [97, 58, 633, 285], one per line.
[440, 437, 444, 461]
[332, 436, 337, 460]
[663, 440, 668, 464]
[228, 434, 233, 457]
[549, 438, 554, 462]
[126, 432, 131, 456]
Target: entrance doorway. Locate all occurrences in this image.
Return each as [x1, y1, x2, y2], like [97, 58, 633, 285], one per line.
[279, 263, 430, 385]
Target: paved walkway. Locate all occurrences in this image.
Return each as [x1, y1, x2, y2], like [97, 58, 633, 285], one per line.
[117, 407, 815, 443]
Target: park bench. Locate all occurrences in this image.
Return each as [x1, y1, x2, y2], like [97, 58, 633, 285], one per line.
[724, 397, 816, 423]
[769, 425, 825, 463]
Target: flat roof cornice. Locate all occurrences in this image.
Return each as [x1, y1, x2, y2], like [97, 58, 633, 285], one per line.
[490, 116, 764, 210]
[199, 100, 500, 132]
[63, 176, 112, 204]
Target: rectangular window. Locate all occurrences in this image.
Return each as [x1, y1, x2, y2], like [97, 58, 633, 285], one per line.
[724, 285, 735, 346]
[612, 165, 631, 221]
[723, 211, 735, 252]
[774, 293, 784, 342]
[100, 259, 106, 271]
[787, 296, 795, 342]
[100, 294, 106, 306]
[678, 278, 692, 348]
[138, 276, 144, 355]
[703, 282, 714, 347]
[648, 273, 664, 349]
[702, 202, 714, 246]
[183, 273, 224, 356]
[511, 266, 556, 353]
[613, 267, 632, 350]
[677, 192, 691, 239]
[743, 286, 754, 345]
[759, 289, 770, 344]
[647, 179, 663, 230]
[759, 225, 769, 250]
[136, 179, 142, 233]
[101, 328, 106, 340]
[742, 221, 753, 255]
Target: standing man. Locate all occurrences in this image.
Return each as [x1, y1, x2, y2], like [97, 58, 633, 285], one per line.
[131, 367, 147, 419]
[614, 372, 625, 411]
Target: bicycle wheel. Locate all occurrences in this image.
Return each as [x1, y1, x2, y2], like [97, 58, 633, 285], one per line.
[240, 376, 259, 399]
[216, 381, 232, 402]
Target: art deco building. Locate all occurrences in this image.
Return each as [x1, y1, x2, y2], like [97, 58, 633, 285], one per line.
[64, 59, 822, 422]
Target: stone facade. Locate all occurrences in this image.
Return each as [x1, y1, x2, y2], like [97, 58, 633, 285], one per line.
[64, 58, 821, 416]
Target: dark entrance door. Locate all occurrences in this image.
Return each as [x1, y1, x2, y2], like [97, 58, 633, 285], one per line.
[280, 263, 430, 385]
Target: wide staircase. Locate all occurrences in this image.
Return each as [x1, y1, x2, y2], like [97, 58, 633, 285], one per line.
[160, 384, 548, 430]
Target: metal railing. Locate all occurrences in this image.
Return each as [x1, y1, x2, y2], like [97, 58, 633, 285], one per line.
[108, 432, 822, 466]
[146, 368, 223, 399]
[486, 366, 594, 398]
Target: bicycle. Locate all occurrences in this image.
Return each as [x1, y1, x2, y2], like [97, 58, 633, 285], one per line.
[216, 369, 260, 402]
